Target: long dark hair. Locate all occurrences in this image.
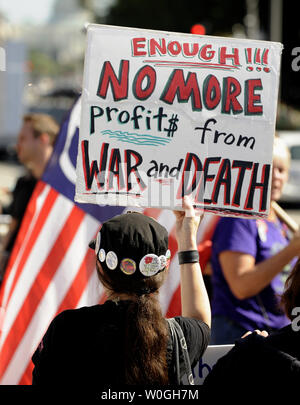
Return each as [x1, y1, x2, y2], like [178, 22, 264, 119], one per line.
[96, 261, 169, 384]
[281, 258, 300, 320]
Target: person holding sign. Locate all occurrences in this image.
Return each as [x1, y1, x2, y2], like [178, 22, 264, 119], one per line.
[32, 197, 211, 386]
[210, 136, 300, 344]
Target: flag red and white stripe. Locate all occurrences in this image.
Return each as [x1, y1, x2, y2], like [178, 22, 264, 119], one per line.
[0, 182, 101, 383]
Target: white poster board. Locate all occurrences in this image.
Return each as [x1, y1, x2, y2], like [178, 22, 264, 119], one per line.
[75, 24, 283, 218]
[194, 344, 233, 384]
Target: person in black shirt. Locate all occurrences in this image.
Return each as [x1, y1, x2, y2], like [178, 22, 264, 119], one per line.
[203, 257, 300, 395]
[2, 173, 37, 254]
[0, 114, 59, 281]
[32, 197, 211, 386]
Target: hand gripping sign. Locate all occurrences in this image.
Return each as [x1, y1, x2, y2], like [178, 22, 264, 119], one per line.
[75, 24, 283, 218]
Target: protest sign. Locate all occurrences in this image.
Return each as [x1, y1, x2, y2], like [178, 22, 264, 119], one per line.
[194, 344, 233, 384]
[75, 24, 283, 218]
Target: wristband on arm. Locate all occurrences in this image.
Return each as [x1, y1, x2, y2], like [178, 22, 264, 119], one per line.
[178, 250, 199, 265]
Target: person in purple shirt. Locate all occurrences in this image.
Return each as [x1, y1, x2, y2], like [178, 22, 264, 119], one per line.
[211, 136, 300, 344]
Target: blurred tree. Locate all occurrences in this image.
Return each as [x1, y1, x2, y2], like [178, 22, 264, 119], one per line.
[104, 0, 246, 36]
[29, 50, 82, 78]
[30, 50, 60, 77]
[79, 0, 93, 13]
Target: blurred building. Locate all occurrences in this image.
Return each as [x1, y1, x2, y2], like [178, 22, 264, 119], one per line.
[0, 0, 116, 151]
[21, 0, 96, 124]
[0, 12, 27, 153]
[26, 0, 93, 72]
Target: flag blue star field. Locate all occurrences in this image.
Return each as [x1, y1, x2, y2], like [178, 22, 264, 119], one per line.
[0, 97, 217, 384]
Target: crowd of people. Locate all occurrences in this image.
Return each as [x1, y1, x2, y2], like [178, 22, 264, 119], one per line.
[0, 109, 300, 389]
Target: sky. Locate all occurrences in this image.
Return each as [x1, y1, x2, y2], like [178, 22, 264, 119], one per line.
[0, 0, 56, 25]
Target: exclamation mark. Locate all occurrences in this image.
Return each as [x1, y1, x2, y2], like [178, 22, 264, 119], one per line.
[245, 47, 270, 72]
[253, 48, 262, 73]
[256, 48, 270, 72]
[255, 48, 261, 65]
[254, 48, 263, 72]
[246, 48, 252, 63]
[262, 49, 270, 72]
[245, 48, 253, 71]
[262, 48, 269, 64]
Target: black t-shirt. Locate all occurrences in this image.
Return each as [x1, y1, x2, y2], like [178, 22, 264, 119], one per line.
[265, 323, 300, 359]
[203, 324, 300, 393]
[32, 300, 210, 386]
[4, 174, 37, 252]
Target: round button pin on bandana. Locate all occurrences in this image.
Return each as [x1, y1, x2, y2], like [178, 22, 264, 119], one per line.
[159, 255, 167, 270]
[120, 258, 136, 275]
[95, 232, 101, 256]
[106, 251, 118, 270]
[139, 254, 160, 277]
[98, 248, 106, 262]
[165, 249, 171, 267]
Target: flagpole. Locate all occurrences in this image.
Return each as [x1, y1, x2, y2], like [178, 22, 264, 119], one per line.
[271, 201, 299, 233]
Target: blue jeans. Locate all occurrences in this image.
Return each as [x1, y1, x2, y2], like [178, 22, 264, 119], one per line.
[210, 315, 247, 345]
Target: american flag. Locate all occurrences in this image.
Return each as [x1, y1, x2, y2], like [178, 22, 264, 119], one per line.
[0, 97, 218, 385]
